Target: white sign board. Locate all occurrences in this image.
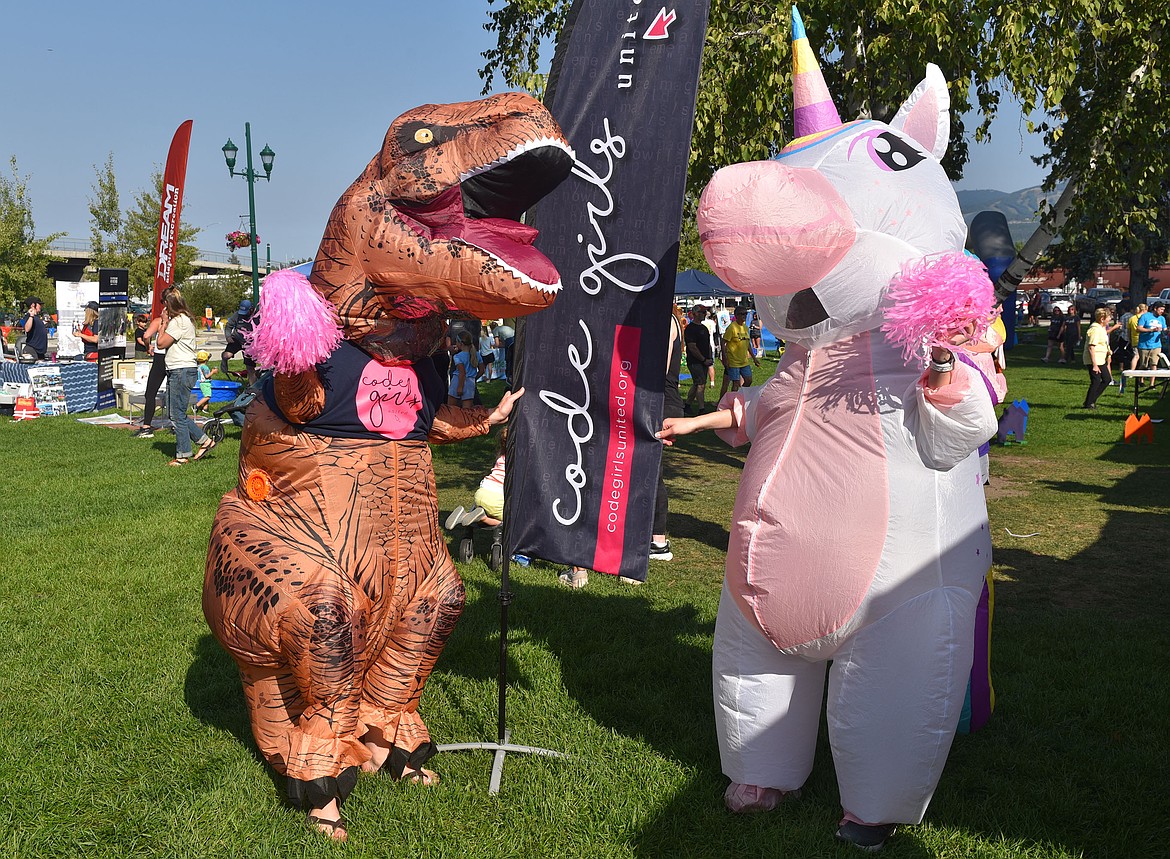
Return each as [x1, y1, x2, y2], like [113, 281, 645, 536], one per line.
[55, 280, 100, 358]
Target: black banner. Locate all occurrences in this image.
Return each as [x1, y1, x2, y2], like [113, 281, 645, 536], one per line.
[507, 0, 710, 580]
[97, 268, 129, 410]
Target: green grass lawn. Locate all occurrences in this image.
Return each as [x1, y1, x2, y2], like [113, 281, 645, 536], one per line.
[0, 331, 1166, 858]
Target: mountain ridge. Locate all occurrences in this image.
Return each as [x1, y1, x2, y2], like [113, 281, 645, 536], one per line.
[954, 184, 1067, 237]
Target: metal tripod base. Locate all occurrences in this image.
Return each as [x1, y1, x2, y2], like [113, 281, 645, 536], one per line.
[438, 730, 566, 795]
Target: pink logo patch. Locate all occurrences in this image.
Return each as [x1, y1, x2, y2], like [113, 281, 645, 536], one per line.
[356, 361, 423, 438]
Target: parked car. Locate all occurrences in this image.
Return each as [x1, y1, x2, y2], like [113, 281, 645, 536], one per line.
[1043, 292, 1075, 318]
[1074, 287, 1124, 318]
[1156, 288, 1170, 303]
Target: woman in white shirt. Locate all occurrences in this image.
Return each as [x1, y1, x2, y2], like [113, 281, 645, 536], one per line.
[156, 291, 215, 464]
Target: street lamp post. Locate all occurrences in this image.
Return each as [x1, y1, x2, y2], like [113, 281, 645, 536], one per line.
[221, 123, 275, 306]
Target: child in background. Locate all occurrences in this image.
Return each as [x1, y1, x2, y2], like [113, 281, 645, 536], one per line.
[447, 330, 480, 407]
[445, 430, 507, 571]
[133, 313, 150, 357]
[446, 428, 507, 533]
[194, 350, 216, 413]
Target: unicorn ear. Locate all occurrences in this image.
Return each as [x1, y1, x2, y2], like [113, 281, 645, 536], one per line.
[890, 63, 950, 160]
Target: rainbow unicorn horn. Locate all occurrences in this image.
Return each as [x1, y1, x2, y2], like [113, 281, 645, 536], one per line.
[792, 6, 842, 139]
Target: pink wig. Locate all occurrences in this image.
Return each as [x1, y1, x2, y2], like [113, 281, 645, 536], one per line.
[246, 269, 342, 374]
[882, 251, 998, 366]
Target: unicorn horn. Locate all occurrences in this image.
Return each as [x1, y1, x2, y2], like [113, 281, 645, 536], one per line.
[792, 6, 842, 139]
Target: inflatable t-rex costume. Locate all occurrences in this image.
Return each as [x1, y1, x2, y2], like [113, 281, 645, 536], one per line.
[692, 9, 998, 850]
[203, 92, 573, 813]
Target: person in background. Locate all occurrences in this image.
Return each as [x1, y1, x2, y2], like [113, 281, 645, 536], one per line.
[649, 305, 686, 565]
[133, 313, 150, 358]
[75, 301, 100, 361]
[445, 426, 509, 535]
[1115, 301, 1135, 391]
[492, 323, 506, 379]
[194, 350, 216, 413]
[1060, 308, 1081, 365]
[701, 308, 719, 387]
[1136, 301, 1167, 374]
[494, 322, 516, 384]
[1042, 306, 1064, 363]
[719, 304, 760, 398]
[447, 330, 479, 407]
[21, 296, 48, 359]
[1122, 302, 1147, 391]
[157, 291, 215, 465]
[477, 324, 497, 381]
[1082, 307, 1113, 409]
[134, 288, 178, 439]
[684, 305, 715, 415]
[1026, 291, 1042, 326]
[749, 308, 763, 359]
[221, 299, 257, 384]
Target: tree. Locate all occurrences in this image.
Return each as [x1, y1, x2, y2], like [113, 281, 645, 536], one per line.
[88, 153, 122, 271]
[481, 1, 1015, 201]
[482, 2, 1170, 301]
[88, 160, 201, 295]
[0, 156, 61, 311]
[995, 5, 1169, 304]
[479, 1, 1026, 283]
[180, 271, 251, 321]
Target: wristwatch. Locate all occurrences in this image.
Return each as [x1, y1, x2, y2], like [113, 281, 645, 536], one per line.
[929, 355, 955, 374]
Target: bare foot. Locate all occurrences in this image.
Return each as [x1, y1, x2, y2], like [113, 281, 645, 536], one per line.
[361, 728, 390, 773]
[724, 782, 801, 813]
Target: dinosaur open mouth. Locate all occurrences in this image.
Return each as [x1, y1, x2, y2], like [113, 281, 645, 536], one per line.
[394, 140, 575, 294]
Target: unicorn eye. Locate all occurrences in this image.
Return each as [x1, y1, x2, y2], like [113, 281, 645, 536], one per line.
[871, 132, 925, 172]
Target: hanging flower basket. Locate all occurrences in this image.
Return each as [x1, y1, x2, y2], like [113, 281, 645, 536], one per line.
[226, 230, 256, 251]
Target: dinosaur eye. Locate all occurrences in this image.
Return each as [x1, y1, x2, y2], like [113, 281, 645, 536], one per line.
[399, 122, 448, 154]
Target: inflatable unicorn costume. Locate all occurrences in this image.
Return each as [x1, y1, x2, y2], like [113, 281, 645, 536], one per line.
[688, 8, 999, 850]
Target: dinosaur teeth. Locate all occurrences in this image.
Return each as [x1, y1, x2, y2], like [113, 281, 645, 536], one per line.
[459, 238, 562, 293]
[459, 137, 577, 183]
[504, 262, 562, 295]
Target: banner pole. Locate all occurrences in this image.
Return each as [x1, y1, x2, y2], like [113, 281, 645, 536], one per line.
[497, 551, 511, 745]
[436, 326, 566, 794]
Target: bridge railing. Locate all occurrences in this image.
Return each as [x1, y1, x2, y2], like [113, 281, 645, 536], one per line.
[46, 240, 293, 270]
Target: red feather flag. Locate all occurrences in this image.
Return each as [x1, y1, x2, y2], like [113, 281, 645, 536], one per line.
[151, 120, 193, 318]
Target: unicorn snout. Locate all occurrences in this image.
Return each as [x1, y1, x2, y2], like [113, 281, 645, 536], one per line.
[698, 161, 856, 297]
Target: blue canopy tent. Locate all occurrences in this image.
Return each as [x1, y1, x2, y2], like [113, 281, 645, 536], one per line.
[673, 268, 738, 297]
[673, 269, 783, 356]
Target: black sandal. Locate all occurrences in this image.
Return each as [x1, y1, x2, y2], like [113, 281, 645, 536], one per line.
[306, 813, 347, 841]
[191, 438, 217, 461]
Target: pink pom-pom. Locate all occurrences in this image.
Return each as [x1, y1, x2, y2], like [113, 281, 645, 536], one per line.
[246, 269, 342, 374]
[882, 252, 998, 366]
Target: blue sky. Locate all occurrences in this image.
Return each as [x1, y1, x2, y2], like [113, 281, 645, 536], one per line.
[0, 1, 1046, 263]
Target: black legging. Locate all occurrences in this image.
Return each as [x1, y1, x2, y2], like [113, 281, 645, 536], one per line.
[653, 400, 684, 535]
[1083, 364, 1112, 408]
[140, 351, 168, 426]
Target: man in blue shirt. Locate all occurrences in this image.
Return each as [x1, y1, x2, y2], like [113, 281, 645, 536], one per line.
[21, 296, 48, 359]
[1136, 301, 1166, 370]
